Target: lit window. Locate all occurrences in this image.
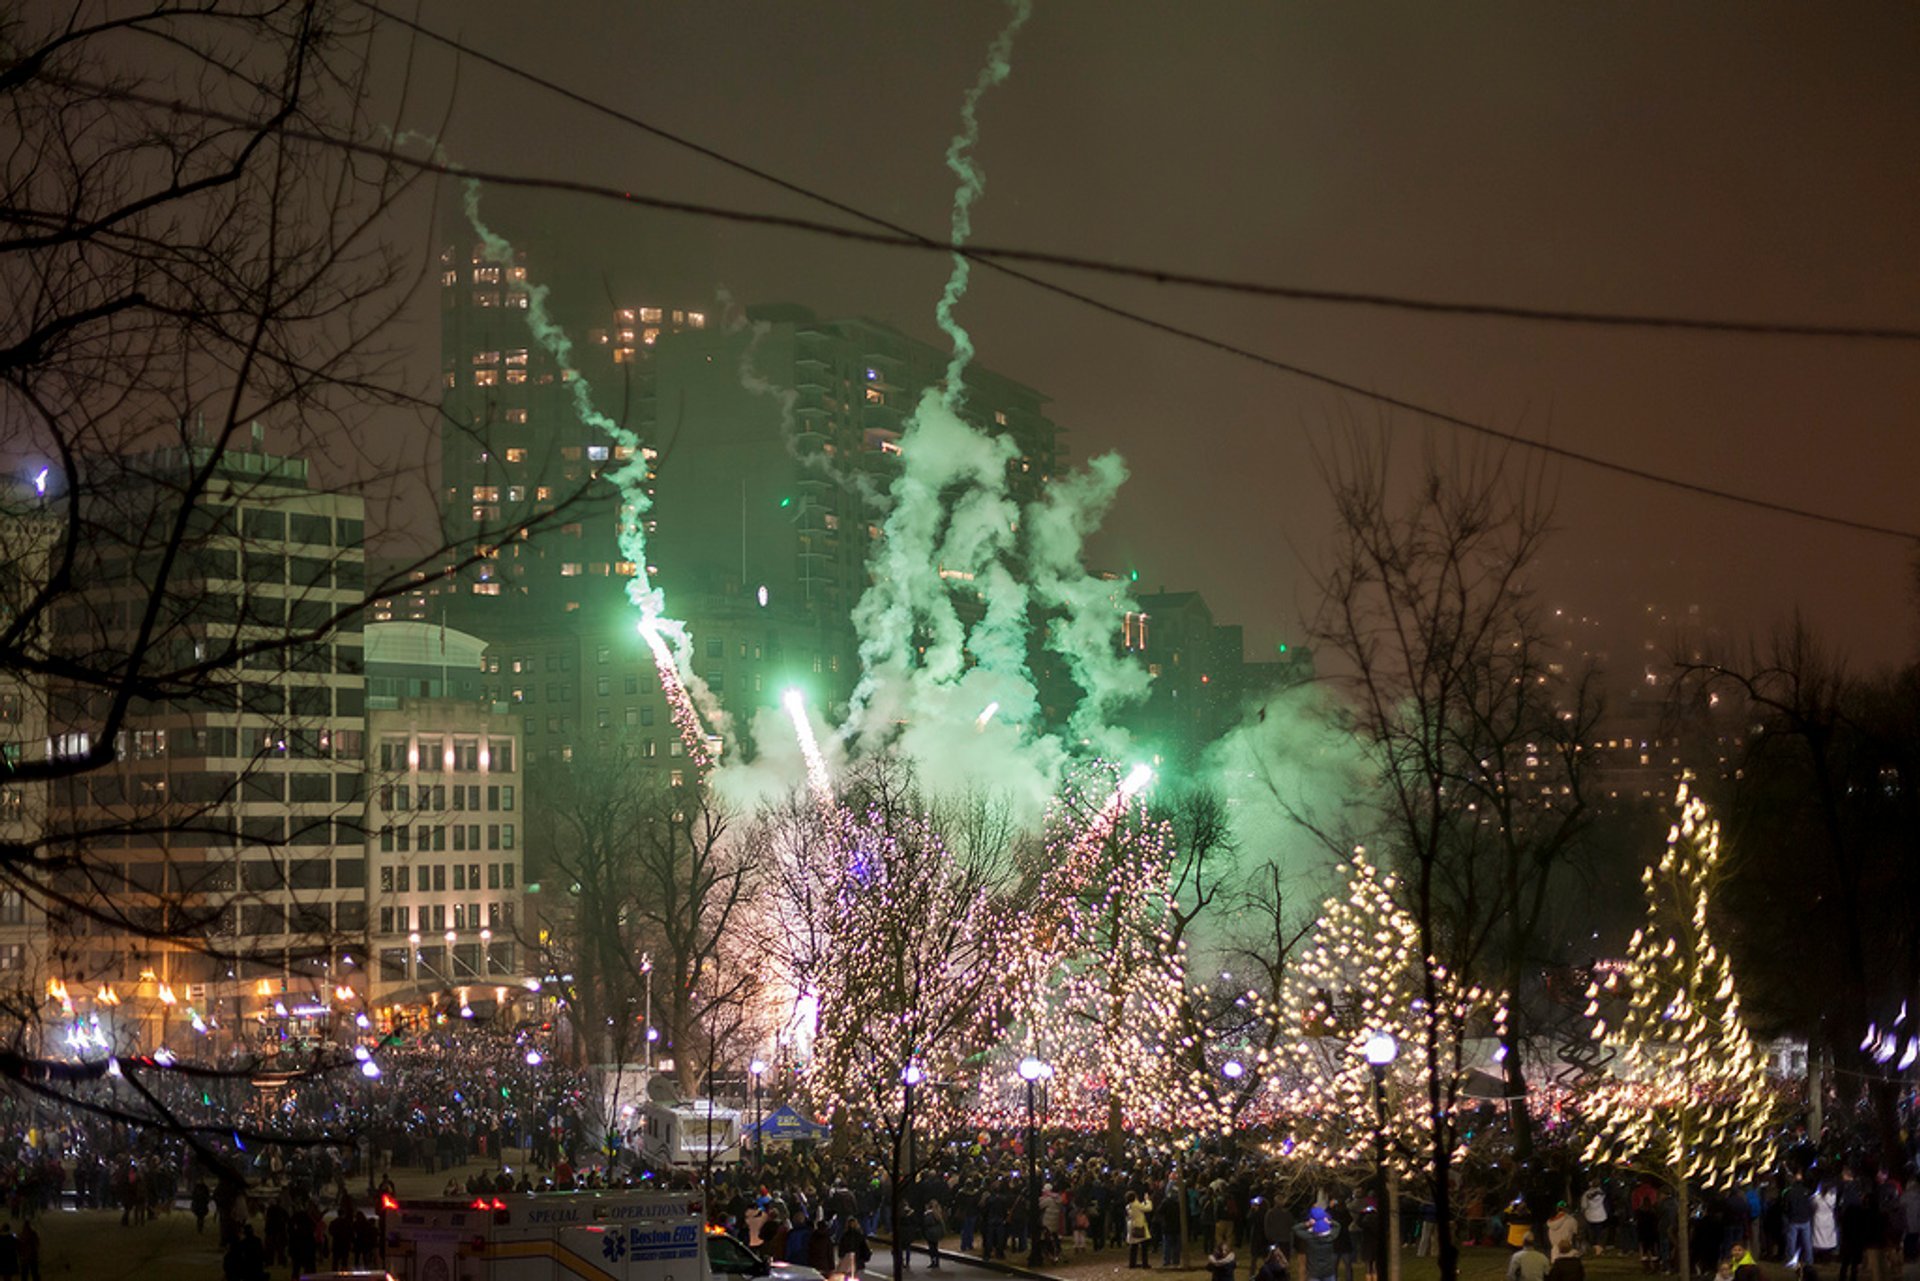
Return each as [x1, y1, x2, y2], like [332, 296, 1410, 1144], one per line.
[473, 582, 501, 596]
[865, 387, 884, 404]
[472, 291, 498, 307]
[504, 408, 528, 424]
[440, 270, 457, 287]
[473, 370, 498, 386]
[471, 486, 500, 502]
[642, 328, 659, 346]
[560, 563, 583, 577]
[617, 308, 635, 322]
[506, 370, 527, 384]
[587, 446, 609, 462]
[472, 266, 501, 283]
[639, 307, 662, 324]
[473, 350, 500, 366]
[994, 410, 1008, 426]
[504, 447, 528, 462]
[507, 486, 526, 502]
[509, 267, 527, 282]
[688, 312, 705, 329]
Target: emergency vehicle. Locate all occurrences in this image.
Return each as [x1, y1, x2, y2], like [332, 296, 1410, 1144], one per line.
[383, 1190, 820, 1281]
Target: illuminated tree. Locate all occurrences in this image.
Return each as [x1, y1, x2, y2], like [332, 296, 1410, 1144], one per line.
[996, 764, 1191, 1144]
[1311, 437, 1595, 1279]
[802, 759, 1012, 1281]
[1271, 849, 1503, 1186]
[1579, 782, 1776, 1281]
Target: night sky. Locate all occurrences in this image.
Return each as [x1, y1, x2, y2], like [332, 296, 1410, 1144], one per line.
[373, 2, 1920, 669]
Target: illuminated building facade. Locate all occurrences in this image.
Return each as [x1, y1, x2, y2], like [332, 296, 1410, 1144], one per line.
[46, 447, 370, 1049]
[361, 622, 525, 1010]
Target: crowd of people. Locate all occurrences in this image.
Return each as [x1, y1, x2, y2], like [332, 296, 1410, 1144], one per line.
[0, 1027, 1914, 1281]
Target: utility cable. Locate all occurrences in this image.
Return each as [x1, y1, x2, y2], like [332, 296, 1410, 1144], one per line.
[64, 73, 1920, 546]
[356, 2, 1920, 345]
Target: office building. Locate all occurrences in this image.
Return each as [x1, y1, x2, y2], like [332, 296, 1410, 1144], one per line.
[362, 622, 525, 1011]
[45, 446, 370, 1049]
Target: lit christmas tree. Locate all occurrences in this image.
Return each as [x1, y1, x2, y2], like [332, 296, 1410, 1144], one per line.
[1270, 849, 1503, 1182]
[1579, 781, 1776, 1281]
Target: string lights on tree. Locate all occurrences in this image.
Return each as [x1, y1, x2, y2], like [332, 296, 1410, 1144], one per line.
[1578, 780, 1775, 1281]
[1269, 848, 1505, 1180]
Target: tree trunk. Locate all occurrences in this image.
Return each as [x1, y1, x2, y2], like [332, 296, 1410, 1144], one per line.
[1808, 1044, 1824, 1145]
[1675, 1179, 1690, 1281]
[1387, 1165, 1402, 1281]
[1502, 1034, 1535, 1161]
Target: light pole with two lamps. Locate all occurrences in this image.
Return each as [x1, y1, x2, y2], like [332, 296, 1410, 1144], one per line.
[1019, 1056, 1052, 1267]
[1363, 1031, 1401, 1281]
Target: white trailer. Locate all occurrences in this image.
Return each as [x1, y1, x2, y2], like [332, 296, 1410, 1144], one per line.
[637, 1100, 741, 1169]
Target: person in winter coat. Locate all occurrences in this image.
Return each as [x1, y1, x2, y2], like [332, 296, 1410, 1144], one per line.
[1295, 1208, 1344, 1281]
[838, 1216, 870, 1278]
[1127, 1191, 1155, 1269]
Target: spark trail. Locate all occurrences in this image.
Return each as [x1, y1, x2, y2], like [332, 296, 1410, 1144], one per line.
[461, 182, 716, 771]
[782, 688, 835, 814]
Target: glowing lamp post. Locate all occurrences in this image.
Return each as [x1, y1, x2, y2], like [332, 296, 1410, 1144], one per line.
[1221, 1059, 1245, 1150]
[749, 1058, 768, 1173]
[1019, 1057, 1053, 1266]
[1363, 1031, 1400, 1281]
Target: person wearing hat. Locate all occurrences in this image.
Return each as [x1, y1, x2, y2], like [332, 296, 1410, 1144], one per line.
[1547, 1202, 1580, 1258]
[1295, 1207, 1344, 1281]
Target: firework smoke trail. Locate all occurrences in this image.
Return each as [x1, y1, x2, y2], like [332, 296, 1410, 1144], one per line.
[461, 182, 716, 771]
[846, 0, 1038, 749]
[937, 0, 1033, 407]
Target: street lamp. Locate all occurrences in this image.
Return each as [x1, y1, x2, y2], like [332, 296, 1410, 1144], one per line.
[749, 1059, 768, 1173]
[1363, 1031, 1399, 1281]
[640, 953, 654, 1072]
[1019, 1057, 1053, 1266]
[896, 1063, 926, 1279]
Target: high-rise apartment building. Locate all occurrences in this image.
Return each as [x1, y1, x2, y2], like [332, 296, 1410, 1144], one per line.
[46, 446, 370, 1049]
[435, 214, 1070, 760]
[436, 230, 713, 625]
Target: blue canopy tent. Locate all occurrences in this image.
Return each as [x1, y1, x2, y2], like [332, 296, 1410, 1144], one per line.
[748, 1105, 829, 1144]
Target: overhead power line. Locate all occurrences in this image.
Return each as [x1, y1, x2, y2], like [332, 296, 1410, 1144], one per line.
[358, 2, 1920, 345]
[64, 72, 1920, 546]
